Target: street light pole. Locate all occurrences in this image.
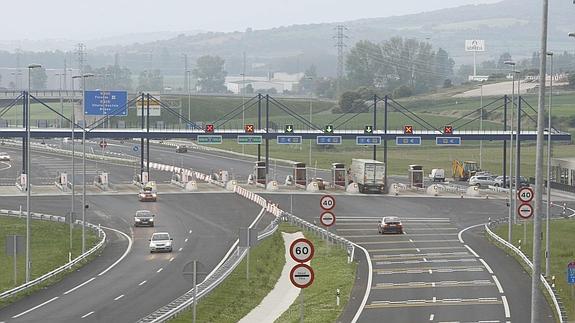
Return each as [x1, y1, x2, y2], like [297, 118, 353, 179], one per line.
[504, 61, 516, 243]
[187, 70, 191, 129]
[80, 73, 94, 254]
[479, 82, 484, 169]
[545, 51, 553, 278]
[26, 64, 42, 283]
[56, 72, 64, 127]
[307, 77, 313, 168]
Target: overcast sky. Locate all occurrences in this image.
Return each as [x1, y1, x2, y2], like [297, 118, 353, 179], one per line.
[3, 0, 502, 40]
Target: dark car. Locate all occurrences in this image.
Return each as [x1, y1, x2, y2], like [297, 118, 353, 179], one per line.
[176, 145, 188, 153]
[378, 216, 403, 234]
[134, 210, 155, 227]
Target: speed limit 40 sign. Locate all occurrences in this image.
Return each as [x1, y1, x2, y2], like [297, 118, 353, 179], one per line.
[517, 187, 534, 203]
[320, 195, 336, 211]
[290, 238, 314, 263]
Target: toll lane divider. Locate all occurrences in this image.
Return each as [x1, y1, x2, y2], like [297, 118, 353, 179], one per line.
[485, 219, 567, 322]
[0, 209, 106, 301]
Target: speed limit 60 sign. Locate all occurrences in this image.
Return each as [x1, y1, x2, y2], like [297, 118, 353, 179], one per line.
[320, 195, 336, 211]
[290, 238, 314, 263]
[517, 187, 534, 203]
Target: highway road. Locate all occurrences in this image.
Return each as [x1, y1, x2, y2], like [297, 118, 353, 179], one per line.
[0, 193, 271, 323]
[260, 193, 555, 323]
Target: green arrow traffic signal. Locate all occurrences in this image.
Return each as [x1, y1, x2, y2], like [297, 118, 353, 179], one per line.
[364, 125, 373, 134]
[285, 124, 294, 133]
[324, 125, 334, 134]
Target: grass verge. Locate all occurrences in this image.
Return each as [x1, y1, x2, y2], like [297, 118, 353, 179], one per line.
[493, 219, 575, 319]
[0, 215, 99, 307]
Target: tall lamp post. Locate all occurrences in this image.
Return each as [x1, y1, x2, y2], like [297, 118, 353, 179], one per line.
[306, 77, 313, 168]
[479, 81, 484, 169]
[504, 60, 516, 243]
[25, 64, 42, 283]
[55, 72, 65, 127]
[545, 51, 553, 278]
[187, 70, 191, 129]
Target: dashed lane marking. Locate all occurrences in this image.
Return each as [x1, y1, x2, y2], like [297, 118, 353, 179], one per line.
[429, 314, 435, 321]
[357, 239, 460, 245]
[178, 247, 183, 252]
[465, 245, 480, 258]
[365, 297, 502, 309]
[63, 277, 95, 295]
[169, 257, 175, 262]
[157, 268, 164, 273]
[372, 280, 494, 290]
[368, 246, 467, 253]
[114, 294, 125, 301]
[479, 258, 494, 274]
[492, 275, 504, 294]
[139, 280, 147, 286]
[501, 296, 511, 318]
[374, 258, 477, 266]
[374, 266, 485, 275]
[12, 297, 59, 318]
[81, 311, 94, 319]
[184, 238, 189, 242]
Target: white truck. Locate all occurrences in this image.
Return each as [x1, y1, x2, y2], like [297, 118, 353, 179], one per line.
[429, 168, 445, 182]
[350, 159, 385, 193]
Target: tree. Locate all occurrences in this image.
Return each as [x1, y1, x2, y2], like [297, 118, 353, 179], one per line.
[245, 84, 254, 94]
[193, 55, 227, 93]
[345, 40, 386, 89]
[569, 73, 575, 88]
[392, 85, 413, 98]
[30, 67, 47, 90]
[299, 65, 317, 94]
[137, 69, 163, 91]
[86, 64, 133, 91]
[435, 48, 454, 82]
[338, 91, 367, 113]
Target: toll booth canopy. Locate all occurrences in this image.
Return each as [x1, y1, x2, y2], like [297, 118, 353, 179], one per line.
[255, 161, 266, 184]
[332, 163, 346, 187]
[409, 164, 424, 188]
[293, 162, 307, 186]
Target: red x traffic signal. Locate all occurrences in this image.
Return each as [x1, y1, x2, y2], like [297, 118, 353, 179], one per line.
[403, 125, 413, 135]
[444, 125, 453, 134]
[245, 124, 255, 133]
[205, 124, 214, 133]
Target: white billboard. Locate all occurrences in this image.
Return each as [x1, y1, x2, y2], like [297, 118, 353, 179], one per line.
[465, 40, 485, 52]
[135, 96, 161, 116]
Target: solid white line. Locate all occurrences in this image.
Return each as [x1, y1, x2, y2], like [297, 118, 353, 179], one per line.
[492, 275, 504, 294]
[480, 258, 494, 274]
[458, 222, 486, 243]
[114, 294, 125, 301]
[157, 268, 163, 273]
[501, 295, 511, 318]
[81, 311, 94, 319]
[429, 314, 435, 321]
[465, 245, 480, 258]
[184, 238, 188, 243]
[63, 277, 96, 295]
[12, 297, 59, 318]
[139, 280, 147, 286]
[98, 226, 133, 276]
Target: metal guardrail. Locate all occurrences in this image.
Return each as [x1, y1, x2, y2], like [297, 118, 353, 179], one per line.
[0, 209, 106, 301]
[485, 219, 567, 323]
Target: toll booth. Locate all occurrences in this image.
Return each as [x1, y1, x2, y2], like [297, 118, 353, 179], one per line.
[293, 162, 307, 188]
[409, 165, 424, 188]
[332, 163, 346, 188]
[254, 161, 266, 185]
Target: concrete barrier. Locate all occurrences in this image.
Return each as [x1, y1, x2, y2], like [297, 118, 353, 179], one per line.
[266, 180, 279, 192]
[306, 181, 319, 192]
[426, 184, 439, 196]
[226, 180, 238, 191]
[346, 183, 360, 194]
[466, 186, 481, 197]
[185, 180, 198, 191]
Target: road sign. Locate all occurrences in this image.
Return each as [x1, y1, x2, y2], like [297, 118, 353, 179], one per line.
[135, 95, 162, 116]
[132, 145, 140, 152]
[317, 136, 342, 145]
[205, 124, 214, 133]
[320, 195, 336, 211]
[99, 140, 107, 149]
[568, 262, 575, 284]
[518, 187, 534, 203]
[403, 125, 414, 134]
[244, 124, 255, 133]
[290, 263, 314, 289]
[285, 124, 294, 133]
[277, 136, 302, 144]
[197, 135, 223, 144]
[396, 136, 421, 146]
[84, 90, 128, 116]
[356, 136, 381, 145]
[320, 211, 336, 227]
[465, 39, 486, 52]
[290, 238, 315, 263]
[324, 125, 334, 134]
[436, 137, 461, 146]
[237, 135, 262, 145]
[517, 203, 534, 219]
[444, 125, 453, 134]
[364, 125, 373, 134]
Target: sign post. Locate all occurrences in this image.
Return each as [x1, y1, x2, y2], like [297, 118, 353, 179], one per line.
[568, 261, 575, 313]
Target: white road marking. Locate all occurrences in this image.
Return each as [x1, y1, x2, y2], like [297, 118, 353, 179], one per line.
[429, 269, 433, 274]
[169, 257, 175, 262]
[465, 245, 480, 258]
[432, 297, 437, 303]
[458, 223, 486, 243]
[157, 268, 164, 273]
[98, 226, 133, 276]
[189, 230, 192, 234]
[431, 282, 436, 287]
[114, 294, 125, 301]
[416, 248, 421, 252]
[480, 258, 494, 274]
[492, 275, 504, 294]
[501, 295, 511, 318]
[139, 280, 147, 286]
[423, 258, 428, 262]
[184, 238, 188, 243]
[429, 314, 435, 321]
[409, 239, 414, 243]
[178, 247, 183, 252]
[63, 277, 96, 295]
[12, 297, 59, 318]
[81, 311, 94, 319]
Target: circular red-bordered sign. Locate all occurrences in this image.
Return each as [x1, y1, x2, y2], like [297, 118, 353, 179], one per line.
[290, 263, 315, 289]
[517, 203, 533, 219]
[320, 195, 336, 211]
[320, 211, 336, 227]
[517, 187, 534, 203]
[99, 140, 107, 149]
[289, 238, 314, 263]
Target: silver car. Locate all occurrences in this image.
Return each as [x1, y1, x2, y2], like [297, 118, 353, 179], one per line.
[469, 175, 496, 187]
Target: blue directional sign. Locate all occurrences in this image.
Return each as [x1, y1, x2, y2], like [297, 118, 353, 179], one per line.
[435, 137, 462, 146]
[84, 91, 128, 116]
[356, 136, 381, 145]
[277, 136, 302, 144]
[395, 136, 421, 146]
[568, 262, 575, 284]
[317, 136, 342, 145]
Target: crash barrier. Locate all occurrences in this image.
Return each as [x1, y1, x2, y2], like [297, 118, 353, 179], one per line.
[486, 219, 567, 323]
[0, 209, 106, 301]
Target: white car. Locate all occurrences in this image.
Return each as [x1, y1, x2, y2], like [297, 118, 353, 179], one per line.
[0, 152, 10, 161]
[149, 232, 173, 253]
[469, 175, 496, 187]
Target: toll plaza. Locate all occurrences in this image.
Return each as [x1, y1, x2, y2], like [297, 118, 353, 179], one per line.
[293, 162, 307, 188]
[332, 163, 347, 189]
[409, 165, 424, 188]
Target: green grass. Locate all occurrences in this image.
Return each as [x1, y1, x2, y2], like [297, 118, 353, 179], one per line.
[1, 102, 74, 121]
[0, 215, 98, 306]
[275, 224, 356, 323]
[170, 228, 285, 323]
[494, 219, 575, 319]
